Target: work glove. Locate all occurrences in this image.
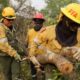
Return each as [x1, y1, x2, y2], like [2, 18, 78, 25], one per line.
[14, 53, 21, 61]
[30, 56, 41, 67]
[63, 47, 80, 61]
[73, 48, 80, 61]
[35, 65, 42, 72]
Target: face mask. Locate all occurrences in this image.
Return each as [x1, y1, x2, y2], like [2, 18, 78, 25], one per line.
[34, 24, 42, 31]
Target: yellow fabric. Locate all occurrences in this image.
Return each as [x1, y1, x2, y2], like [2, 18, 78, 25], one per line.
[0, 23, 17, 57]
[27, 28, 47, 56]
[27, 29, 38, 56]
[27, 26, 62, 56]
[61, 3, 80, 24]
[28, 25, 80, 56]
[38, 25, 80, 53]
[0, 26, 6, 38]
[37, 25, 62, 54]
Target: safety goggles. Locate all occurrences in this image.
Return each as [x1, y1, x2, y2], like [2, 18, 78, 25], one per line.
[6, 19, 14, 21]
[3, 16, 15, 21]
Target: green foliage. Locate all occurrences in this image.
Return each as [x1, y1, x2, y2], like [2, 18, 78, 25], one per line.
[0, 0, 9, 18]
[0, 0, 9, 7]
[45, 64, 70, 80]
[20, 61, 32, 80]
[41, 0, 79, 26]
[44, 62, 80, 80]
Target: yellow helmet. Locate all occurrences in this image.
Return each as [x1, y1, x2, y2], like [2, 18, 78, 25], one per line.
[61, 3, 80, 24]
[2, 7, 16, 19]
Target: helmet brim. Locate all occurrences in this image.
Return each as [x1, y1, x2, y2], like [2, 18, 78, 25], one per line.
[32, 18, 45, 22]
[5, 16, 16, 19]
[61, 8, 80, 24]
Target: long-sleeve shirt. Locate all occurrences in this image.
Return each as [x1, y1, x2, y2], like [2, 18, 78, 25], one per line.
[0, 23, 17, 57]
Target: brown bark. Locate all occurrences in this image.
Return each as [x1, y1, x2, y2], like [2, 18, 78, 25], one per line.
[37, 52, 73, 74]
[48, 52, 74, 74]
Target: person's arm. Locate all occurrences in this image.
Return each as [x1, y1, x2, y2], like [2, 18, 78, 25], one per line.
[62, 46, 80, 61]
[0, 26, 21, 60]
[26, 31, 41, 68]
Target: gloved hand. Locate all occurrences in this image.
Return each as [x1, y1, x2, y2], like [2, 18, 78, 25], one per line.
[35, 65, 41, 72]
[73, 49, 80, 61]
[63, 47, 80, 61]
[30, 56, 41, 67]
[62, 47, 75, 56]
[14, 53, 21, 61]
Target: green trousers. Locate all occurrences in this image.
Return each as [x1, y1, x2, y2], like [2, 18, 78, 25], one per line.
[0, 56, 21, 80]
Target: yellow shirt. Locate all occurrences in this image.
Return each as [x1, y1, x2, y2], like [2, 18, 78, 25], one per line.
[27, 27, 47, 56]
[0, 23, 17, 57]
[29, 25, 80, 55]
[37, 25, 62, 53]
[37, 25, 80, 53]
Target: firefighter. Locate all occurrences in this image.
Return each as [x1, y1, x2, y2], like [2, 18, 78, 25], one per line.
[0, 7, 23, 80]
[26, 3, 80, 80]
[27, 13, 46, 80]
